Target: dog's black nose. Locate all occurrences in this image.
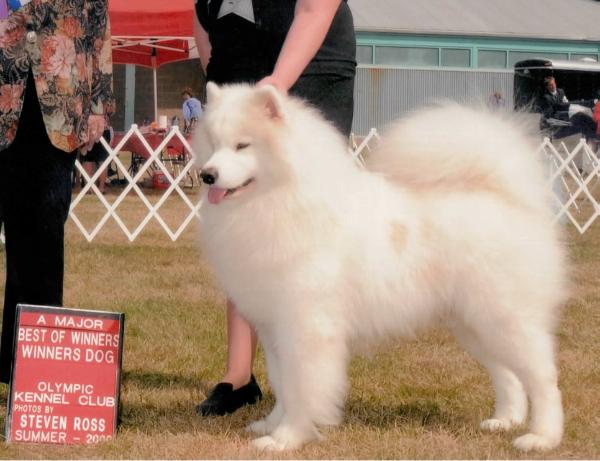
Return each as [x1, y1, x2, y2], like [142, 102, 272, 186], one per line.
[201, 168, 218, 185]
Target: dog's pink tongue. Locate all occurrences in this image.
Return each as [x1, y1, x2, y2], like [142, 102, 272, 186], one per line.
[207, 187, 228, 205]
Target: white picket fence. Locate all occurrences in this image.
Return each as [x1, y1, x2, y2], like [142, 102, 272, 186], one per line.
[1, 126, 599, 244]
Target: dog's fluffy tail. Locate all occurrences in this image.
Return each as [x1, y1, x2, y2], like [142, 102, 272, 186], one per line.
[367, 104, 550, 216]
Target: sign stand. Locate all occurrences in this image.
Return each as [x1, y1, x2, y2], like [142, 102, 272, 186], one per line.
[5, 304, 125, 445]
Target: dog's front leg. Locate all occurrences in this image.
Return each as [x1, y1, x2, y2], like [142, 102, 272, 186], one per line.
[247, 335, 284, 435]
[251, 318, 349, 451]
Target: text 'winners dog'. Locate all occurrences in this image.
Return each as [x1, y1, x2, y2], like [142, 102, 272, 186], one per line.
[194, 83, 567, 452]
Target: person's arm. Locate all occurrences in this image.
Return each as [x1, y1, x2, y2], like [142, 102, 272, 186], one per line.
[258, 0, 342, 92]
[194, 14, 212, 74]
[82, 0, 113, 151]
[182, 101, 191, 122]
[192, 99, 203, 119]
[88, 0, 114, 118]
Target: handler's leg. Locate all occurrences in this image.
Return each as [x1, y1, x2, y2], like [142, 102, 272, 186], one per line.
[223, 299, 258, 388]
[196, 299, 262, 416]
[0, 75, 75, 384]
[0, 144, 74, 383]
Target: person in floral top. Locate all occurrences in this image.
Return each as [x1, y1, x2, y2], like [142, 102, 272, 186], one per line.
[0, 0, 114, 383]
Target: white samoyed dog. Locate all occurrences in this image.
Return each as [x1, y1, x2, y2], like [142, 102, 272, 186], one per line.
[194, 82, 567, 452]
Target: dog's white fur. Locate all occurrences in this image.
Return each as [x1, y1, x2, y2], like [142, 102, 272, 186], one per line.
[194, 83, 567, 452]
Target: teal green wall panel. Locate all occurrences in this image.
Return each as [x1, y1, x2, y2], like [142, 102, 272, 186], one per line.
[356, 32, 600, 69]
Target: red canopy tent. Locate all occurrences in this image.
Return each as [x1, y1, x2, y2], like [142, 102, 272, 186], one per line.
[108, 0, 197, 120]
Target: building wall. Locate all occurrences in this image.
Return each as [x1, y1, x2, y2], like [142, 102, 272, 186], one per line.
[350, 33, 600, 133]
[111, 64, 126, 131]
[113, 34, 597, 135]
[353, 66, 514, 134]
[356, 33, 600, 68]
[112, 60, 205, 131]
[113, 59, 514, 135]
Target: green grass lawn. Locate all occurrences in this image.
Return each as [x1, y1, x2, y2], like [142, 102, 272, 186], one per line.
[0, 194, 599, 459]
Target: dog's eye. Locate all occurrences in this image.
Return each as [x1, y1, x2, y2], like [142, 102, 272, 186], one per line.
[236, 142, 250, 151]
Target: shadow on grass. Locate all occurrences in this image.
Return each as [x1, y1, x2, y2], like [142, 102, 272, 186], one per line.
[122, 369, 204, 390]
[119, 390, 465, 439]
[118, 394, 274, 437]
[118, 372, 469, 437]
[345, 397, 467, 430]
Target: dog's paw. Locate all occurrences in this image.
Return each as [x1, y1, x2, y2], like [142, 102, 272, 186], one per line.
[246, 405, 284, 435]
[513, 433, 560, 451]
[250, 425, 310, 451]
[251, 435, 291, 451]
[480, 418, 514, 432]
[246, 419, 269, 436]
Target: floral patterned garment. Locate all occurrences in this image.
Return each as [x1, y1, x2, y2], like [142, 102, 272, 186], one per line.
[0, 0, 114, 152]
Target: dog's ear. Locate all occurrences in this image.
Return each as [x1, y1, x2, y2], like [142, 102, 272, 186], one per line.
[255, 85, 286, 121]
[206, 82, 222, 104]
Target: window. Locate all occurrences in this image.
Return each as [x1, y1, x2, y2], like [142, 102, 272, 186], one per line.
[441, 48, 470, 67]
[356, 45, 373, 64]
[375, 46, 439, 67]
[508, 51, 568, 67]
[478, 50, 507, 69]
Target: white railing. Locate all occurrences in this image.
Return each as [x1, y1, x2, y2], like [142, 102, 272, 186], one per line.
[0, 127, 599, 244]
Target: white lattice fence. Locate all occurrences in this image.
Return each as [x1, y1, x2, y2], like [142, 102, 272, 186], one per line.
[1, 127, 599, 244]
[70, 125, 202, 242]
[542, 137, 600, 233]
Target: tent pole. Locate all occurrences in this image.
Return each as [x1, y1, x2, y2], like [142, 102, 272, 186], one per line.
[153, 68, 158, 122]
[124, 64, 136, 129]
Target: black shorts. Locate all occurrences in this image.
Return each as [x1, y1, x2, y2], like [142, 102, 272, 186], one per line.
[81, 141, 109, 163]
[290, 73, 355, 138]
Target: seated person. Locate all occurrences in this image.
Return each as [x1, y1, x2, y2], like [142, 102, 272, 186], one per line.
[540, 77, 595, 140]
[539, 76, 569, 120]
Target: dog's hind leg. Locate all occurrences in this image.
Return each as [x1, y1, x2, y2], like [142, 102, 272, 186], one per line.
[251, 319, 349, 451]
[456, 316, 563, 451]
[506, 328, 563, 451]
[451, 322, 528, 431]
[480, 366, 528, 432]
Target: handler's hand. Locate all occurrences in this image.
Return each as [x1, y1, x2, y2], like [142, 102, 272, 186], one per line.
[257, 75, 289, 94]
[82, 115, 106, 154]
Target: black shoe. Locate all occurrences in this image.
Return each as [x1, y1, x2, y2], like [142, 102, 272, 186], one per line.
[196, 375, 262, 416]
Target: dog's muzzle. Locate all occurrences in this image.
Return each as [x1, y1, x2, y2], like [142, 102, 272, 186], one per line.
[201, 168, 218, 185]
